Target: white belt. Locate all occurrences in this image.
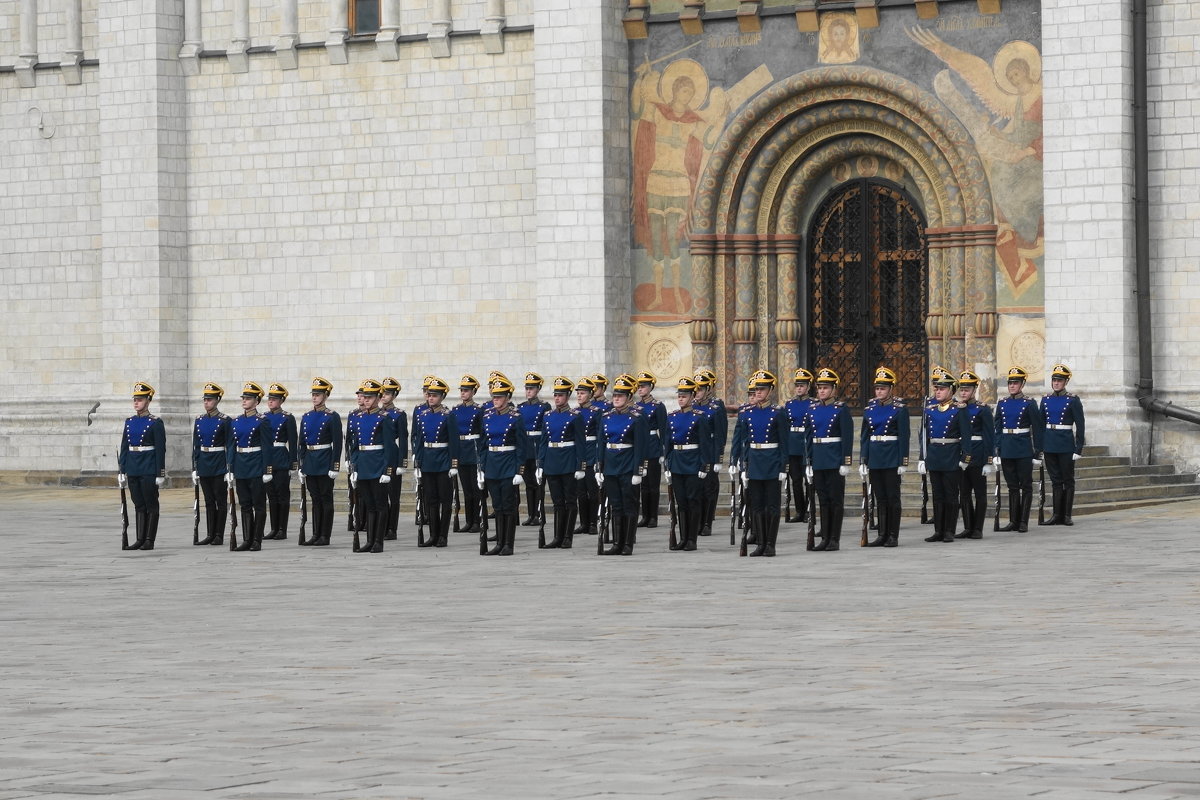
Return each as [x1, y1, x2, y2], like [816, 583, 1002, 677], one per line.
[750, 443, 778, 449]
[200, 446, 224, 452]
[585, 436, 597, 442]
[675, 444, 699, 450]
[1047, 424, 1073, 430]
[424, 442, 449, 448]
[971, 436, 984, 441]
[869, 435, 897, 442]
[790, 426, 807, 433]
[1002, 427, 1031, 434]
[548, 441, 575, 448]
[307, 443, 332, 450]
[607, 443, 632, 450]
[128, 446, 154, 452]
[274, 442, 289, 447]
[528, 431, 542, 436]
[650, 430, 659, 436]
[812, 437, 841, 444]
[489, 445, 516, 452]
[930, 438, 960, 444]
[236, 446, 261, 453]
[461, 434, 479, 440]
[358, 444, 383, 451]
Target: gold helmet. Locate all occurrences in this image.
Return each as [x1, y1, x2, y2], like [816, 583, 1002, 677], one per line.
[524, 372, 544, 388]
[426, 377, 450, 394]
[815, 367, 840, 386]
[133, 381, 155, 399]
[611, 375, 637, 395]
[1051, 363, 1073, 380]
[1006, 366, 1029, 383]
[311, 377, 333, 395]
[357, 378, 382, 395]
[551, 376, 574, 393]
[489, 376, 515, 395]
[958, 370, 980, 387]
[793, 368, 814, 384]
[459, 375, 480, 391]
[268, 383, 289, 399]
[636, 370, 656, 387]
[241, 382, 265, 400]
[747, 369, 777, 389]
[203, 382, 225, 399]
[873, 367, 897, 386]
[676, 376, 698, 393]
[381, 377, 401, 394]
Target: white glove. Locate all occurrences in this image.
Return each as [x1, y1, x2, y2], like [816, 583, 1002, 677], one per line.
[396, 466, 405, 476]
[658, 457, 664, 466]
[632, 475, 642, 486]
[513, 474, 524, 486]
[664, 469, 673, 482]
[917, 461, 927, 475]
[596, 472, 605, 486]
[536, 467, 544, 482]
[1072, 453, 1081, 461]
[191, 470, 199, 486]
[449, 468, 458, 478]
[728, 463, 739, 476]
[414, 467, 422, 480]
[225, 473, 236, 485]
[838, 465, 850, 477]
[350, 472, 359, 487]
[992, 456, 1003, 467]
[778, 472, 787, 483]
[262, 473, 273, 484]
[117, 473, 129, 488]
[697, 471, 707, 480]
[326, 470, 338, 480]
[380, 474, 391, 484]
[985, 464, 998, 476]
[897, 465, 907, 475]
[1032, 458, 1043, 468]
[155, 477, 166, 488]
[858, 463, 869, 478]
[294, 470, 304, 482]
[574, 470, 586, 480]
[958, 461, 969, 470]
[805, 465, 814, 480]
[712, 464, 722, 474]
[477, 473, 485, 489]
[740, 471, 749, 487]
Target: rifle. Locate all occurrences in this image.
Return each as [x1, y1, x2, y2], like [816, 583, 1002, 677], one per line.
[738, 480, 748, 557]
[192, 483, 201, 545]
[452, 475, 461, 532]
[860, 474, 870, 547]
[120, 486, 130, 550]
[478, 481, 489, 555]
[228, 483, 238, 551]
[416, 473, 426, 548]
[992, 462, 1002, 532]
[729, 473, 738, 547]
[537, 477, 547, 548]
[596, 484, 610, 556]
[806, 473, 816, 551]
[298, 475, 309, 545]
[783, 471, 792, 523]
[919, 407, 931, 524]
[1037, 463, 1046, 525]
[667, 480, 678, 550]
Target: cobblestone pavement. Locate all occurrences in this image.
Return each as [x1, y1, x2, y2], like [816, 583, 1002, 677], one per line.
[3, 486, 1200, 800]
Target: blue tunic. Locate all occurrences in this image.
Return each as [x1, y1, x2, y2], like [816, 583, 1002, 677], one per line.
[299, 408, 343, 475]
[347, 410, 399, 480]
[859, 399, 910, 470]
[538, 407, 587, 476]
[1040, 392, 1085, 455]
[730, 404, 789, 479]
[518, 399, 550, 461]
[480, 405, 528, 480]
[381, 405, 410, 467]
[804, 401, 854, 470]
[119, 413, 166, 478]
[783, 396, 815, 458]
[412, 405, 460, 473]
[228, 412, 272, 479]
[960, 401, 995, 465]
[598, 408, 649, 476]
[192, 411, 231, 477]
[451, 402, 485, 466]
[663, 408, 714, 476]
[575, 402, 603, 464]
[994, 395, 1044, 459]
[262, 409, 298, 472]
[696, 398, 729, 464]
[922, 403, 970, 471]
[634, 398, 670, 459]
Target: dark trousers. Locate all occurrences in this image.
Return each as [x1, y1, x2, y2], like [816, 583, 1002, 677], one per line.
[385, 473, 403, 533]
[547, 472, 578, 510]
[1001, 457, 1033, 495]
[1044, 452, 1075, 491]
[128, 475, 159, 514]
[702, 470, 721, 527]
[235, 478, 266, 519]
[199, 474, 228, 539]
[746, 477, 782, 515]
[422, 471, 453, 524]
[577, 464, 599, 530]
[487, 478, 518, 515]
[639, 458, 662, 520]
[929, 469, 960, 534]
[522, 458, 540, 519]
[670, 472, 703, 544]
[605, 473, 638, 518]
[787, 455, 807, 516]
[265, 468, 291, 533]
[959, 463, 986, 532]
[457, 463, 480, 527]
[305, 474, 335, 541]
[812, 469, 845, 515]
[869, 468, 901, 524]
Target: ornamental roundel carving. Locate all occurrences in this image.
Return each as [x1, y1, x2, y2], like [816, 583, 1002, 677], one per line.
[1010, 331, 1045, 373]
[647, 338, 682, 379]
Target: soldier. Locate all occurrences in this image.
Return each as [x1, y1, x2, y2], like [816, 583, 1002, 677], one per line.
[634, 371, 670, 528]
[663, 377, 714, 552]
[859, 367, 910, 548]
[693, 369, 728, 536]
[345, 384, 370, 542]
[783, 368, 815, 523]
[379, 377, 410, 541]
[262, 383, 298, 540]
[451, 375, 485, 533]
[591, 373, 611, 412]
[537, 376, 587, 549]
[518, 372, 551, 526]
[410, 375, 436, 529]
[992, 366, 1044, 532]
[573, 377, 603, 537]
[346, 379, 399, 553]
[1040, 363, 1086, 526]
[118, 381, 167, 551]
[803, 368, 853, 551]
[596, 375, 650, 555]
[298, 377, 342, 547]
[412, 377, 460, 547]
[480, 376, 528, 556]
[918, 369, 970, 543]
[228, 382, 273, 552]
[192, 382, 231, 546]
[729, 370, 789, 557]
[955, 371, 996, 540]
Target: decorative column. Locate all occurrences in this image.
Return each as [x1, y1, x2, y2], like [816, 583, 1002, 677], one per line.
[278, 0, 300, 69]
[179, 0, 202, 74]
[326, 0, 350, 64]
[15, 0, 37, 88]
[228, 0, 250, 73]
[376, 0, 402, 60]
[773, 235, 803, 372]
[429, 0, 452, 58]
[688, 235, 717, 371]
[732, 236, 758, 401]
[62, 0, 83, 84]
[481, 0, 505, 54]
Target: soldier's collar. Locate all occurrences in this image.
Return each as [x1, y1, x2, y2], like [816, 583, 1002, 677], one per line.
[136, 410, 151, 417]
[242, 410, 258, 417]
[1009, 392, 1025, 400]
[312, 404, 327, 412]
[205, 409, 221, 417]
[937, 401, 952, 411]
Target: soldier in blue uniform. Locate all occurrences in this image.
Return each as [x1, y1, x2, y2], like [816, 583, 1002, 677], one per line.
[783, 368, 815, 523]
[118, 381, 167, 550]
[729, 370, 790, 557]
[634, 370, 670, 529]
[954, 371, 996, 539]
[345, 384, 372, 542]
[918, 370, 970, 543]
[859, 367, 910, 548]
[262, 383, 298, 541]
[480, 376, 528, 556]
[803, 368, 854, 551]
[573, 377, 603, 537]
[1040, 363, 1086, 526]
[379, 377, 410, 541]
[298, 377, 342, 547]
[693, 369, 728, 536]
[412, 376, 460, 547]
[192, 382, 231, 546]
[227, 382, 274, 552]
[992, 366, 1044, 532]
[518, 372, 551, 526]
[663, 377, 714, 552]
[537, 376, 587, 549]
[346, 379, 399, 553]
[590, 373, 611, 412]
[451, 375, 485, 534]
[596, 375, 650, 555]
[410, 375, 436, 528]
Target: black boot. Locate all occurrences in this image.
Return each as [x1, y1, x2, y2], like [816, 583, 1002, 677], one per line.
[142, 512, 159, 550]
[196, 507, 215, 546]
[955, 499, 973, 538]
[234, 510, 253, 551]
[355, 512, 373, 553]
[682, 509, 698, 551]
[764, 513, 779, 557]
[604, 516, 623, 555]
[487, 510, 505, 556]
[211, 506, 226, 546]
[498, 514, 515, 555]
[749, 513, 767, 557]
[622, 515, 636, 555]
[813, 504, 830, 551]
[925, 504, 944, 542]
[560, 509, 575, 549]
[250, 507, 266, 551]
[372, 511, 385, 552]
[997, 491, 1019, 531]
[826, 506, 843, 551]
[884, 505, 899, 547]
[1061, 488, 1075, 526]
[1044, 486, 1063, 525]
[942, 505, 958, 542]
[1018, 490, 1032, 532]
[275, 501, 289, 540]
[546, 505, 563, 548]
[437, 502, 451, 547]
[419, 503, 438, 547]
[866, 501, 888, 547]
[126, 510, 145, 550]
